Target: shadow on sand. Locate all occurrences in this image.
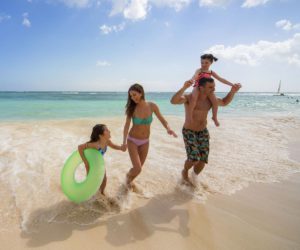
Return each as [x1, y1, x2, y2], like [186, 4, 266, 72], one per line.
[21, 188, 194, 248]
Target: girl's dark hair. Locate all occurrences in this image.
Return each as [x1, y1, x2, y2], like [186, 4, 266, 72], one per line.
[125, 83, 145, 117]
[201, 54, 218, 62]
[89, 124, 106, 142]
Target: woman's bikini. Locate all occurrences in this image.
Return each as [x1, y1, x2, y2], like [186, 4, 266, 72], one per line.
[127, 113, 153, 146]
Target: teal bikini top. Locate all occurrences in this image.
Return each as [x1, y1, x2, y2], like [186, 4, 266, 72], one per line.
[132, 114, 153, 125]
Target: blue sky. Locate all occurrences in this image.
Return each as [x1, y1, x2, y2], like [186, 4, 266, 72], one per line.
[0, 0, 300, 92]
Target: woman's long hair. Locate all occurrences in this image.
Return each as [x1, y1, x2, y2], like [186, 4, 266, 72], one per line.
[125, 83, 145, 117]
[89, 124, 106, 142]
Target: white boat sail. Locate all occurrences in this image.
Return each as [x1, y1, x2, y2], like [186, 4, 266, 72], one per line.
[274, 80, 284, 96]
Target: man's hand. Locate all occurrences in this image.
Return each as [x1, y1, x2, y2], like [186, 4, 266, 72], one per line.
[170, 80, 191, 104]
[183, 80, 193, 89]
[218, 83, 241, 106]
[231, 83, 242, 93]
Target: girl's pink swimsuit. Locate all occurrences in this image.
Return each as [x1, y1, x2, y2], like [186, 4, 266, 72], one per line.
[193, 70, 213, 87]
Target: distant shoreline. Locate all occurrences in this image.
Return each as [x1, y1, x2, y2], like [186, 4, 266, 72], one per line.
[1, 91, 300, 94]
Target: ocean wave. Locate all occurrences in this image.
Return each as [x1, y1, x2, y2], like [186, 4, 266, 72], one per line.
[61, 92, 79, 95]
[0, 116, 299, 232]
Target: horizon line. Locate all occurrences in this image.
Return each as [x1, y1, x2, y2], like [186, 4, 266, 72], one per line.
[1, 91, 300, 93]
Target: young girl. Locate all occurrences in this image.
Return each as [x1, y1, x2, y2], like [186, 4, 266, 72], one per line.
[78, 124, 126, 196]
[188, 54, 235, 126]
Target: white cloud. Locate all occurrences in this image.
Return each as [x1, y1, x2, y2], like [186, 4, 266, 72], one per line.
[206, 33, 300, 67]
[287, 54, 300, 67]
[22, 13, 31, 28]
[110, 0, 128, 16]
[241, 0, 270, 8]
[0, 13, 11, 23]
[199, 0, 231, 7]
[96, 60, 111, 67]
[124, 0, 149, 20]
[276, 19, 300, 31]
[109, 0, 191, 21]
[99, 22, 126, 34]
[151, 0, 191, 11]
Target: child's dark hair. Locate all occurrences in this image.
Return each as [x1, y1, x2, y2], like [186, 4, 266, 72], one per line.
[125, 83, 145, 117]
[201, 54, 218, 62]
[89, 124, 106, 142]
[198, 77, 214, 87]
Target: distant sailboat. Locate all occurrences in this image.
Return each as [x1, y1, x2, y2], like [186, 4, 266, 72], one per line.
[274, 80, 285, 96]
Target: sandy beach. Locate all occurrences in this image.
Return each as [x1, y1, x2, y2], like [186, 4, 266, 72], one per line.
[0, 115, 299, 250]
[2, 175, 300, 250]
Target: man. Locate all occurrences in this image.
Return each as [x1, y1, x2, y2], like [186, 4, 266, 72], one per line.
[170, 77, 241, 186]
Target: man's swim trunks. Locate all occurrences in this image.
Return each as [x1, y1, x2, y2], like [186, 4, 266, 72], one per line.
[182, 127, 210, 163]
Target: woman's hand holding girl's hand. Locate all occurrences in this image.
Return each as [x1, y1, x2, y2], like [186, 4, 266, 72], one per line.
[121, 144, 127, 152]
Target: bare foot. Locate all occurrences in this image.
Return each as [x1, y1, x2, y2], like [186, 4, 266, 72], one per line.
[131, 183, 138, 192]
[181, 170, 195, 187]
[125, 173, 132, 188]
[124, 179, 134, 191]
[133, 183, 143, 194]
[212, 117, 220, 127]
[191, 171, 199, 187]
[127, 182, 143, 194]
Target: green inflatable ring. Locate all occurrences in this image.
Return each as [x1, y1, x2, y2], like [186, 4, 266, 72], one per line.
[61, 148, 105, 203]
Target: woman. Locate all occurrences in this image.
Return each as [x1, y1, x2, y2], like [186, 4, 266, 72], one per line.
[123, 83, 177, 190]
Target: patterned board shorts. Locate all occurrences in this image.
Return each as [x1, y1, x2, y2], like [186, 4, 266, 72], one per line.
[182, 127, 210, 163]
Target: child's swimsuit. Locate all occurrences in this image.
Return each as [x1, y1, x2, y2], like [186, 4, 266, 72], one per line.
[86, 142, 107, 156]
[193, 70, 213, 87]
[98, 146, 107, 156]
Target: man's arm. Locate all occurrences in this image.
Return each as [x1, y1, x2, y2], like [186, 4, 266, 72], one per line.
[170, 80, 193, 105]
[217, 84, 241, 107]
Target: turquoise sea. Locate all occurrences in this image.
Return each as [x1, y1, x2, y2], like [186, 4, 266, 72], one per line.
[0, 92, 299, 121]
